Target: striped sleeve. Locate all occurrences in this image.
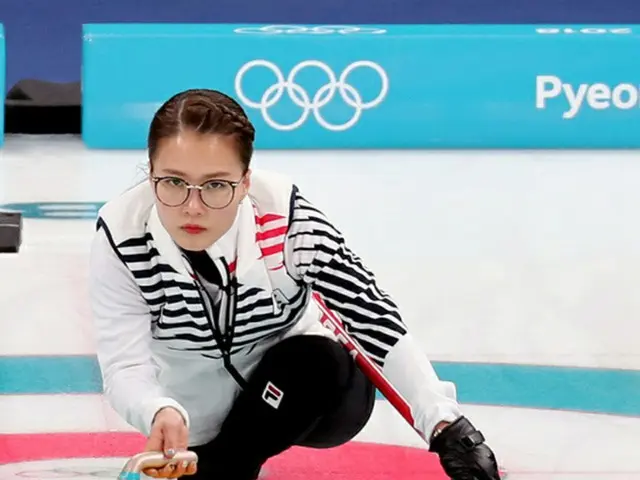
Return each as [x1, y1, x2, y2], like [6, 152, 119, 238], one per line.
[284, 186, 464, 442]
[285, 186, 408, 366]
[89, 226, 191, 436]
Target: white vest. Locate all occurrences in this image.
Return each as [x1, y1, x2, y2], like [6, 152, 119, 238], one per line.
[96, 170, 333, 444]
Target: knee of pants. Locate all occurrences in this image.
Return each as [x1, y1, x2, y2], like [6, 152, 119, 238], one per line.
[299, 367, 376, 449]
[249, 334, 354, 410]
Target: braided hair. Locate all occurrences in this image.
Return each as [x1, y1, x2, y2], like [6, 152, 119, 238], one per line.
[148, 88, 256, 172]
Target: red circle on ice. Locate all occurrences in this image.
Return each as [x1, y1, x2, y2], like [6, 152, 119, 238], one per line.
[0, 432, 465, 479]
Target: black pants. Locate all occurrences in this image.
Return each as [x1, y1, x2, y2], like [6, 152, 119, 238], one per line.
[190, 335, 376, 479]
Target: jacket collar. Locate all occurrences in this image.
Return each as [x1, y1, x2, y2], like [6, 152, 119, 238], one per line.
[145, 197, 271, 290]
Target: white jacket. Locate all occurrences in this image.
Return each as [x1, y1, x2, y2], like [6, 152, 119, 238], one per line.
[89, 169, 461, 446]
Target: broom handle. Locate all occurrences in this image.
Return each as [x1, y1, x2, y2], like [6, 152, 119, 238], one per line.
[311, 292, 426, 442]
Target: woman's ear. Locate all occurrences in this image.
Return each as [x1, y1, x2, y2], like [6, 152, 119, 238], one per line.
[241, 169, 252, 199]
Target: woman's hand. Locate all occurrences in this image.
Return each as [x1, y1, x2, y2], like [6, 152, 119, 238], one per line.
[142, 407, 197, 478]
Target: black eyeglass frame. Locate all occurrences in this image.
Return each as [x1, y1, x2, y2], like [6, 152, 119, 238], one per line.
[151, 175, 244, 210]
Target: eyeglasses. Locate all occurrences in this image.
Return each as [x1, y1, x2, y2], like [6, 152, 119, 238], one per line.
[151, 176, 243, 209]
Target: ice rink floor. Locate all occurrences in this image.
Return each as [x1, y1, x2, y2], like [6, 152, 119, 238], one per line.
[1, 135, 639, 479]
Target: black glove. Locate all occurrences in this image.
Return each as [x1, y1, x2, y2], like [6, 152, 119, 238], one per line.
[428, 416, 501, 480]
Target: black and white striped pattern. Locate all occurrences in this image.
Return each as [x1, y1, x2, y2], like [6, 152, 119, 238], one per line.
[110, 230, 310, 357]
[115, 234, 217, 351]
[288, 188, 408, 366]
[102, 186, 407, 367]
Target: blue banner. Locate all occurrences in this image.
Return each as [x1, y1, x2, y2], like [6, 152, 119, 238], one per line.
[82, 23, 640, 149]
[0, 24, 4, 146]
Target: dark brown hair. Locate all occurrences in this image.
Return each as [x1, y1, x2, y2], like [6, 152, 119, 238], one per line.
[147, 88, 256, 172]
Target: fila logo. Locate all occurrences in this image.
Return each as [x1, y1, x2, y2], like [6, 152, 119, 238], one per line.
[262, 381, 284, 409]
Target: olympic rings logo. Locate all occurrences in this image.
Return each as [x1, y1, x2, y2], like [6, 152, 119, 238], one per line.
[233, 25, 387, 35]
[234, 60, 389, 131]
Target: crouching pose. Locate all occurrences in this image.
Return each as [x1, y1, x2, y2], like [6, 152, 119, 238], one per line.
[89, 88, 501, 480]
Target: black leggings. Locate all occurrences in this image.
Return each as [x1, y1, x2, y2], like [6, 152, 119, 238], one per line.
[190, 335, 376, 480]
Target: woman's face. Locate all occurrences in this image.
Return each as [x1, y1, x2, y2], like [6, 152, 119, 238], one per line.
[150, 129, 251, 251]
